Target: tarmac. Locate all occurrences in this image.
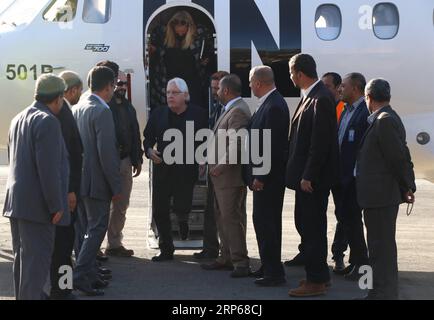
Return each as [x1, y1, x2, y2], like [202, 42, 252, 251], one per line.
[0, 164, 433, 300]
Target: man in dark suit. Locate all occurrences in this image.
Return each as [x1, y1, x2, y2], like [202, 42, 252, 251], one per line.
[73, 67, 121, 296]
[244, 66, 290, 286]
[332, 73, 370, 280]
[49, 71, 84, 300]
[356, 79, 416, 300]
[143, 77, 207, 262]
[3, 74, 69, 300]
[286, 54, 339, 297]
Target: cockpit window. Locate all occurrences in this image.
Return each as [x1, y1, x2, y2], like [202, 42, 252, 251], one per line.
[43, 0, 77, 22]
[0, 0, 47, 28]
[83, 0, 111, 24]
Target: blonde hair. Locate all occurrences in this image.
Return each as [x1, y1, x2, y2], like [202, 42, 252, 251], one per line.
[164, 11, 197, 49]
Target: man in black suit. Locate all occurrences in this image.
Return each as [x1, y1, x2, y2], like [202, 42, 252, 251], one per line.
[356, 79, 416, 300]
[143, 77, 208, 262]
[245, 66, 290, 286]
[332, 73, 370, 281]
[286, 54, 339, 297]
[50, 71, 83, 300]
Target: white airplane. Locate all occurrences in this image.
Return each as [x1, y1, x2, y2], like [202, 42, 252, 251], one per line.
[0, 0, 433, 184]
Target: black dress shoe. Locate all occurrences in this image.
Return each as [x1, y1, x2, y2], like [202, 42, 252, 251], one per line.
[98, 267, 112, 275]
[193, 250, 218, 260]
[92, 278, 109, 289]
[333, 257, 346, 273]
[335, 264, 355, 276]
[74, 283, 104, 297]
[344, 265, 363, 281]
[152, 253, 174, 262]
[201, 261, 233, 271]
[96, 250, 109, 262]
[249, 267, 264, 278]
[254, 277, 286, 287]
[284, 254, 305, 267]
[98, 273, 112, 281]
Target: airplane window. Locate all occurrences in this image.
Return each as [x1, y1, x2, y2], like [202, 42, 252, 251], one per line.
[315, 4, 342, 41]
[373, 3, 399, 39]
[43, 0, 77, 22]
[0, 0, 47, 29]
[83, 0, 111, 24]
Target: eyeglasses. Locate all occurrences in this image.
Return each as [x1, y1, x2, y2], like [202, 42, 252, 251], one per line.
[166, 91, 183, 96]
[116, 80, 128, 87]
[171, 19, 189, 27]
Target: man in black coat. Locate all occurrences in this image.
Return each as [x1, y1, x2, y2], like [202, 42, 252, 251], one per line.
[50, 71, 83, 300]
[286, 54, 339, 297]
[245, 66, 290, 286]
[143, 78, 207, 261]
[356, 79, 416, 300]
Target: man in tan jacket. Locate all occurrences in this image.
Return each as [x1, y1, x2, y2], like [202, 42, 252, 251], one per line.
[201, 74, 252, 278]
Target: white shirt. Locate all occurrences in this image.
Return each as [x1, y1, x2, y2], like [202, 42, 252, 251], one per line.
[224, 97, 242, 112]
[256, 88, 277, 113]
[91, 93, 110, 109]
[302, 79, 321, 98]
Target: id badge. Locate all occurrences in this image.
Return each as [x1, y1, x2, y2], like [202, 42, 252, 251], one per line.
[348, 129, 355, 142]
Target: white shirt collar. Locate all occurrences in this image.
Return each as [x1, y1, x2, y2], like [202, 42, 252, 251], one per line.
[91, 93, 110, 109]
[257, 88, 277, 108]
[302, 79, 321, 98]
[224, 97, 242, 112]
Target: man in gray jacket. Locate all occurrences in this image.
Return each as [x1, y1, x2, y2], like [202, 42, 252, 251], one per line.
[356, 79, 416, 300]
[73, 66, 121, 296]
[3, 74, 69, 300]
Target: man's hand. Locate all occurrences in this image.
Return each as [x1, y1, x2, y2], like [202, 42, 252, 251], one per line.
[210, 166, 223, 178]
[133, 163, 142, 178]
[404, 190, 415, 204]
[112, 194, 122, 202]
[52, 211, 63, 225]
[148, 148, 162, 165]
[68, 192, 77, 212]
[252, 179, 264, 192]
[301, 179, 314, 193]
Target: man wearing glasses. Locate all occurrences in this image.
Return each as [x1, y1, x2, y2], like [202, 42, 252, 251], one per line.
[105, 71, 144, 258]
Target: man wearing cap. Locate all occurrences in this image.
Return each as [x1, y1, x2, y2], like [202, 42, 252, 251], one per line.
[3, 74, 70, 300]
[49, 71, 83, 300]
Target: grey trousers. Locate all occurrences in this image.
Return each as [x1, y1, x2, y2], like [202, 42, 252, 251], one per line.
[10, 218, 55, 300]
[73, 197, 110, 286]
[107, 157, 133, 249]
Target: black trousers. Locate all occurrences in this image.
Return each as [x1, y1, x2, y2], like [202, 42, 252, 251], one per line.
[331, 187, 348, 262]
[153, 177, 195, 254]
[50, 218, 75, 297]
[333, 181, 369, 266]
[295, 189, 330, 283]
[364, 206, 399, 300]
[253, 183, 285, 278]
[203, 180, 219, 255]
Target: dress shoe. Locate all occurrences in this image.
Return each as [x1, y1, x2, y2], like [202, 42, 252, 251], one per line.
[284, 254, 305, 267]
[201, 261, 233, 271]
[249, 267, 264, 278]
[254, 277, 286, 287]
[193, 250, 218, 260]
[98, 273, 112, 281]
[74, 283, 104, 297]
[230, 267, 251, 278]
[178, 221, 189, 240]
[151, 252, 174, 262]
[98, 267, 112, 275]
[105, 246, 134, 257]
[334, 264, 355, 276]
[299, 279, 331, 288]
[289, 281, 327, 297]
[96, 250, 109, 262]
[344, 265, 363, 281]
[333, 257, 346, 273]
[92, 278, 109, 289]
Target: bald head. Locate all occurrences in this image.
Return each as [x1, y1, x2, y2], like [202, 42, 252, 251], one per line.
[59, 71, 83, 106]
[249, 66, 275, 86]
